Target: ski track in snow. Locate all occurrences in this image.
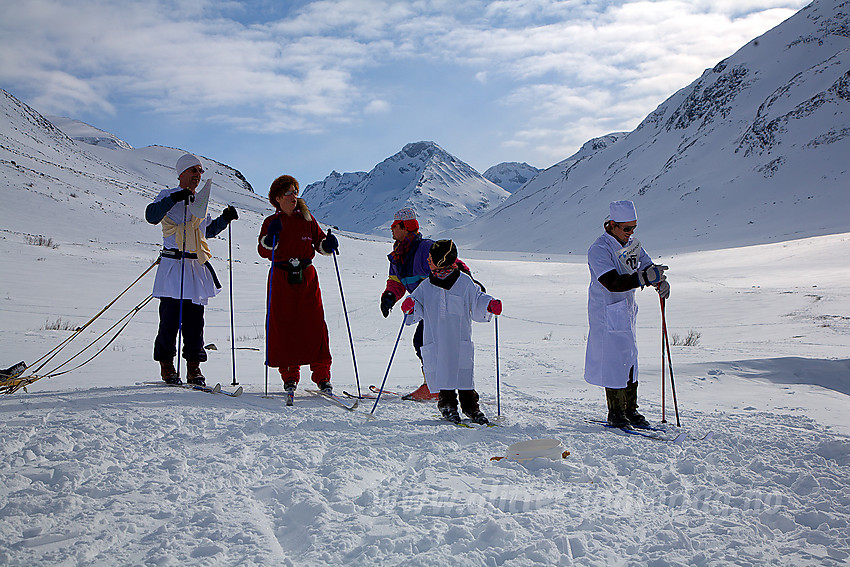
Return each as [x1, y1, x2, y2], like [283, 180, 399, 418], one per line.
[1, 384, 848, 566]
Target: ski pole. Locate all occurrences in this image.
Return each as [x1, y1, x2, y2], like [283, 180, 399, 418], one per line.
[660, 297, 681, 427]
[176, 199, 188, 378]
[228, 222, 238, 386]
[371, 314, 407, 414]
[263, 231, 277, 398]
[328, 229, 361, 398]
[495, 316, 501, 418]
[660, 294, 666, 423]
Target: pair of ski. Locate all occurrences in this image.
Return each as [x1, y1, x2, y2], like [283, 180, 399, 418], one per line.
[433, 414, 499, 428]
[586, 419, 714, 443]
[279, 388, 359, 411]
[142, 381, 243, 397]
[342, 384, 401, 401]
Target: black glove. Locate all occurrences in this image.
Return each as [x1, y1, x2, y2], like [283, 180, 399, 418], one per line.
[267, 216, 282, 239]
[170, 188, 194, 203]
[262, 216, 282, 247]
[322, 233, 339, 254]
[380, 291, 396, 318]
[221, 205, 238, 222]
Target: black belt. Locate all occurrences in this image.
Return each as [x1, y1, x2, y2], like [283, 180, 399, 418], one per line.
[273, 258, 313, 272]
[161, 248, 198, 260]
[160, 249, 221, 289]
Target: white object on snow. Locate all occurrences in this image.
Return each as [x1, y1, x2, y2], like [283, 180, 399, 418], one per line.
[503, 438, 569, 462]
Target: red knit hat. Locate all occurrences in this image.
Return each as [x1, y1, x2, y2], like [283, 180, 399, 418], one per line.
[392, 207, 419, 232]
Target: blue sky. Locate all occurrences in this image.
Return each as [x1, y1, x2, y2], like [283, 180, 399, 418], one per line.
[1, 0, 808, 193]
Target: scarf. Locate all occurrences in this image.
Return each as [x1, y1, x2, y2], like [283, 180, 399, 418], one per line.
[161, 215, 211, 264]
[431, 263, 457, 279]
[429, 266, 460, 289]
[390, 231, 419, 264]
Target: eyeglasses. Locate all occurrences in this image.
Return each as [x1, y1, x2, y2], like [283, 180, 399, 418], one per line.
[617, 223, 636, 233]
[187, 166, 204, 174]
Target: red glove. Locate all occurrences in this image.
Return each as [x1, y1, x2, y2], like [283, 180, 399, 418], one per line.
[488, 299, 502, 315]
[401, 297, 415, 314]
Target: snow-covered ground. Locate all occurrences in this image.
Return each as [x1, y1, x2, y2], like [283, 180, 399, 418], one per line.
[1, 220, 848, 565]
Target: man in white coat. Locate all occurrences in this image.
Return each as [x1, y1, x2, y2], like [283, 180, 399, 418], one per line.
[584, 200, 670, 427]
[401, 240, 502, 424]
[145, 153, 238, 386]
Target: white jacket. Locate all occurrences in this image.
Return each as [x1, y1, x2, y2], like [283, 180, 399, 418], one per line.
[406, 272, 495, 392]
[584, 232, 653, 389]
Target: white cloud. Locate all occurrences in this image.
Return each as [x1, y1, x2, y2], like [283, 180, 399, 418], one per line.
[365, 99, 391, 114]
[0, 0, 810, 152]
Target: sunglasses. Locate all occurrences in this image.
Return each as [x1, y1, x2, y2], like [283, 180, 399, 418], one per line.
[282, 190, 297, 196]
[617, 223, 636, 233]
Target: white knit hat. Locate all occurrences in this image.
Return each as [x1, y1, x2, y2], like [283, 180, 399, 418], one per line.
[609, 200, 637, 222]
[176, 153, 202, 176]
[393, 207, 419, 231]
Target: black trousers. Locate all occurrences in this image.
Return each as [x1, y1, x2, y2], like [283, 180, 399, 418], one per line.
[413, 320, 424, 361]
[153, 298, 207, 363]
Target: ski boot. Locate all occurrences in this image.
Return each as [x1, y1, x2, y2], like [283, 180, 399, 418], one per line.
[440, 406, 462, 424]
[605, 387, 631, 428]
[438, 390, 462, 423]
[160, 360, 181, 385]
[402, 382, 440, 401]
[186, 362, 206, 387]
[625, 380, 650, 428]
[459, 389, 488, 424]
[467, 411, 489, 425]
[317, 381, 333, 395]
[283, 380, 297, 393]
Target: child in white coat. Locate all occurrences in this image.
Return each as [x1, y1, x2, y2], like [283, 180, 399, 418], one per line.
[401, 240, 502, 424]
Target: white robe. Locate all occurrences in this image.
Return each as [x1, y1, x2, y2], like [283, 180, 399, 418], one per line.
[151, 187, 219, 305]
[584, 232, 653, 389]
[406, 272, 495, 392]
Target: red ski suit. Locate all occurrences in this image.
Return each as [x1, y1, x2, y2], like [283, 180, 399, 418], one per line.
[258, 210, 332, 383]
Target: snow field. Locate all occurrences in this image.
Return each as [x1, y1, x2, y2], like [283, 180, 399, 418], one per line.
[1, 384, 848, 565]
[1, 202, 848, 564]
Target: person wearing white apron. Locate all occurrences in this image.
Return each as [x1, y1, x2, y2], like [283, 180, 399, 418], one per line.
[401, 240, 502, 425]
[145, 153, 238, 386]
[584, 200, 670, 427]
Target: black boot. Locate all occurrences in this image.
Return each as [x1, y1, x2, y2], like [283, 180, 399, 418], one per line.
[625, 379, 650, 428]
[438, 390, 461, 423]
[605, 387, 630, 428]
[459, 389, 489, 424]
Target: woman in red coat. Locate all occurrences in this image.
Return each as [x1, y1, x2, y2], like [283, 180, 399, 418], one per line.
[258, 175, 339, 394]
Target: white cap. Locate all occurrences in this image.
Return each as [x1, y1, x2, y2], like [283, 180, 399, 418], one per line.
[609, 200, 637, 222]
[176, 153, 202, 176]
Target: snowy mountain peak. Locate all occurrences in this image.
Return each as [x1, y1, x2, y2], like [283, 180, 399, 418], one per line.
[46, 116, 134, 150]
[483, 162, 542, 193]
[302, 141, 509, 234]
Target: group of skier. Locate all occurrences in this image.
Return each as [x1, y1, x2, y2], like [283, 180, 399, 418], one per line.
[147, 153, 669, 427]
